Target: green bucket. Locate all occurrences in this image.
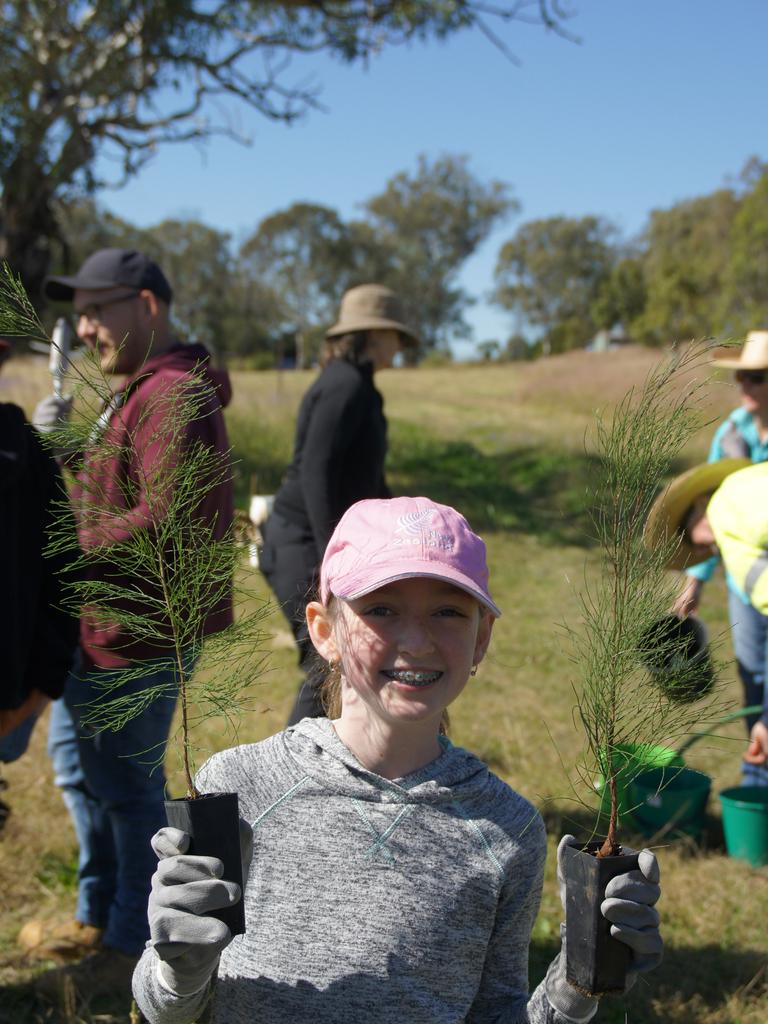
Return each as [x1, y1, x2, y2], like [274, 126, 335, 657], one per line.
[719, 787, 768, 867]
[595, 743, 685, 828]
[628, 766, 711, 838]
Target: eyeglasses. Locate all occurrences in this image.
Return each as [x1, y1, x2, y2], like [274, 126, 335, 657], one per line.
[736, 370, 767, 386]
[75, 291, 139, 325]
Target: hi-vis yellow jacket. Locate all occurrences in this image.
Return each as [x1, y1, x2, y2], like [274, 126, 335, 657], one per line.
[708, 462, 768, 614]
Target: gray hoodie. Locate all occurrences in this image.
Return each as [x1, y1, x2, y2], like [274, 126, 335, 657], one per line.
[134, 718, 575, 1024]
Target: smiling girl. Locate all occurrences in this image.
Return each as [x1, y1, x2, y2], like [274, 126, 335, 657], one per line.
[133, 497, 663, 1024]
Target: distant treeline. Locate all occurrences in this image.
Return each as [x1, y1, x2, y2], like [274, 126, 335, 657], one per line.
[495, 155, 768, 358]
[48, 155, 510, 368]
[47, 154, 768, 364]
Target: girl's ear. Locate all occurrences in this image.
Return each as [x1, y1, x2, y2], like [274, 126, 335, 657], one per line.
[473, 612, 494, 667]
[306, 601, 339, 662]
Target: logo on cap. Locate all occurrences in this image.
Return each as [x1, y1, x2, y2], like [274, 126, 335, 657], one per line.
[393, 508, 454, 550]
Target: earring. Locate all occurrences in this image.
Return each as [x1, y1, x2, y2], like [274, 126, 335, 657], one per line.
[470, 665, 478, 677]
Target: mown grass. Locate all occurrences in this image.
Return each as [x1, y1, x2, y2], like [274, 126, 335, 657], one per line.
[0, 348, 765, 1023]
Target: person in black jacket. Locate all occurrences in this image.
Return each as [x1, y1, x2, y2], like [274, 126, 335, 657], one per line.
[259, 285, 419, 724]
[0, 336, 78, 771]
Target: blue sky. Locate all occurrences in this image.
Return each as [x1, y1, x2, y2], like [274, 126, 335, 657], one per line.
[98, 1, 768, 357]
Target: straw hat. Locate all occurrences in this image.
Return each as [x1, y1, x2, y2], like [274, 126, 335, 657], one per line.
[325, 284, 419, 347]
[644, 458, 751, 570]
[711, 330, 768, 369]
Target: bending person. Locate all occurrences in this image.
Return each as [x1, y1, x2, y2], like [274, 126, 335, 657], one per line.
[259, 284, 418, 725]
[648, 458, 768, 784]
[674, 333, 768, 736]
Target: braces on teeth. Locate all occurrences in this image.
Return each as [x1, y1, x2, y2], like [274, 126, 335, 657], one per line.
[391, 671, 439, 682]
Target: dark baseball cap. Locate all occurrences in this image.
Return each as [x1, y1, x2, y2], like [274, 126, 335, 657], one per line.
[44, 248, 173, 305]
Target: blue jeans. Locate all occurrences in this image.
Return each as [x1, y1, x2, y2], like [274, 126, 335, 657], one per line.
[48, 652, 193, 955]
[0, 712, 40, 763]
[727, 591, 768, 786]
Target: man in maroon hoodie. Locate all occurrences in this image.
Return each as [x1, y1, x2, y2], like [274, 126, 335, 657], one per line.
[28, 250, 234, 993]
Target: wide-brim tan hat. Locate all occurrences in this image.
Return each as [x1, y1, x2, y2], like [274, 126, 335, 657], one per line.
[325, 284, 420, 347]
[644, 458, 751, 570]
[711, 330, 768, 369]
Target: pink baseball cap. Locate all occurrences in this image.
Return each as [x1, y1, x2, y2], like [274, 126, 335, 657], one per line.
[320, 496, 501, 617]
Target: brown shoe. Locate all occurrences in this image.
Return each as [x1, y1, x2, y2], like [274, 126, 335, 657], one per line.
[19, 919, 104, 962]
[35, 947, 138, 1001]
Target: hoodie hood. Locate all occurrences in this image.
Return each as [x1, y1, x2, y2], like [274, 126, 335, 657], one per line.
[285, 717, 492, 806]
[124, 341, 232, 409]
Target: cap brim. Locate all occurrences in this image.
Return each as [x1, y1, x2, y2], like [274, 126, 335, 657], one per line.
[44, 273, 129, 302]
[644, 458, 751, 570]
[325, 317, 420, 347]
[331, 562, 501, 618]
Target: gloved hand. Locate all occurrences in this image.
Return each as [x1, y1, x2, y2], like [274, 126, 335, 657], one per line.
[149, 820, 253, 997]
[600, 843, 662, 978]
[545, 835, 663, 1020]
[32, 393, 73, 434]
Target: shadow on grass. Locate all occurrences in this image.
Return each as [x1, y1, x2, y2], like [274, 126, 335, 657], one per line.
[226, 412, 293, 508]
[387, 431, 600, 546]
[388, 426, 694, 546]
[226, 408, 602, 544]
[531, 932, 766, 1024]
[227, 409, 695, 549]
[0, 972, 136, 1024]
[573, 943, 764, 1024]
[3, 939, 763, 1024]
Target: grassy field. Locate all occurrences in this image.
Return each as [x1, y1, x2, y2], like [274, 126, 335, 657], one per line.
[0, 348, 765, 1023]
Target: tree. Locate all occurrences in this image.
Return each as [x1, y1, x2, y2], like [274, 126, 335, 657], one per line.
[217, 265, 285, 364]
[237, 155, 512, 358]
[239, 202, 351, 367]
[137, 219, 235, 351]
[476, 339, 500, 362]
[719, 164, 768, 336]
[503, 333, 531, 361]
[590, 256, 646, 336]
[634, 189, 738, 346]
[493, 215, 619, 353]
[354, 154, 514, 349]
[54, 197, 139, 269]
[0, 1, 574, 307]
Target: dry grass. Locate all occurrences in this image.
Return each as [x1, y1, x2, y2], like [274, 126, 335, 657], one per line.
[0, 348, 764, 1024]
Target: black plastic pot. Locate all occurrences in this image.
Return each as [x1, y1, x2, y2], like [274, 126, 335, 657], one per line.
[165, 792, 245, 936]
[562, 841, 639, 996]
[639, 614, 714, 703]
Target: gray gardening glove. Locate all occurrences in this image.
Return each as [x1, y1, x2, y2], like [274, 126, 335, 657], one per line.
[545, 835, 663, 1020]
[32, 393, 76, 461]
[148, 821, 253, 997]
[32, 393, 73, 433]
[601, 844, 663, 978]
